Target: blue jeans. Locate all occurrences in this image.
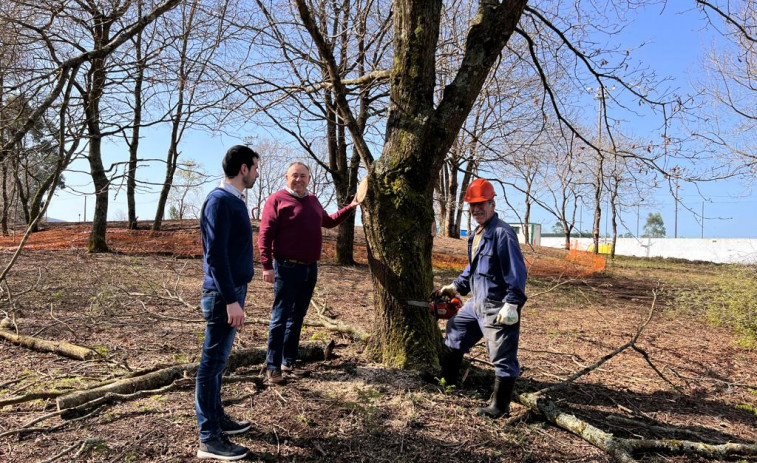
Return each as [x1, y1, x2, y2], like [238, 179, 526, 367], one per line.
[195, 285, 246, 442]
[444, 298, 521, 378]
[267, 260, 317, 370]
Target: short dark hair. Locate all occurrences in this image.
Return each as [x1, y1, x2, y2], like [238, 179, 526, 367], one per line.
[222, 145, 259, 177]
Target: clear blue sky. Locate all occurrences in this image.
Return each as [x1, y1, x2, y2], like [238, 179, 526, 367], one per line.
[520, 3, 757, 239]
[45, 3, 757, 239]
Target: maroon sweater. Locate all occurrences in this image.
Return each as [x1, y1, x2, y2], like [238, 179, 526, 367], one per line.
[258, 190, 354, 270]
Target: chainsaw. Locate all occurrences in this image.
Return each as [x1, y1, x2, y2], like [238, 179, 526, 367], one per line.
[428, 290, 462, 319]
[404, 290, 462, 319]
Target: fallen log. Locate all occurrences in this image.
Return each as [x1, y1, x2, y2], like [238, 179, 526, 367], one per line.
[56, 363, 194, 411]
[518, 392, 637, 463]
[0, 391, 64, 408]
[0, 328, 96, 361]
[56, 344, 326, 411]
[624, 437, 757, 460]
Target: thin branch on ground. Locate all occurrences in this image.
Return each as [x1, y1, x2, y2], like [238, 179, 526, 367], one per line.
[0, 405, 104, 439]
[631, 345, 680, 391]
[528, 277, 581, 298]
[37, 438, 103, 463]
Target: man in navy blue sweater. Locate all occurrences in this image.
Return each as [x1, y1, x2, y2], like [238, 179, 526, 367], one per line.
[196, 145, 259, 461]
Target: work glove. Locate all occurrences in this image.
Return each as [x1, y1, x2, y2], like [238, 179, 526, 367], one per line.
[496, 302, 519, 325]
[440, 283, 458, 298]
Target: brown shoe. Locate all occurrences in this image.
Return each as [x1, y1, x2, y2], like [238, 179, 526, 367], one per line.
[282, 364, 311, 378]
[266, 369, 287, 385]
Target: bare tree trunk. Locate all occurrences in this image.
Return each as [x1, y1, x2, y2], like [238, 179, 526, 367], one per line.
[592, 160, 603, 255]
[152, 140, 179, 230]
[1, 162, 8, 235]
[330, 6, 366, 265]
[88, 145, 110, 252]
[84, 3, 129, 252]
[0, 75, 7, 236]
[152, 0, 196, 231]
[523, 179, 533, 244]
[335, 152, 360, 264]
[127, 3, 145, 231]
[610, 175, 619, 259]
[27, 166, 62, 231]
[363, 177, 442, 368]
[295, 0, 527, 369]
[443, 159, 460, 238]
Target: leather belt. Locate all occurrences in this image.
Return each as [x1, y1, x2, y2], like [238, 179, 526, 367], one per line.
[281, 258, 315, 265]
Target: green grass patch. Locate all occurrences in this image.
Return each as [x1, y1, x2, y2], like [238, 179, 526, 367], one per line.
[666, 264, 756, 348]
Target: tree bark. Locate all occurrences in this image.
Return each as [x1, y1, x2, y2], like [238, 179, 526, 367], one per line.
[518, 392, 637, 463]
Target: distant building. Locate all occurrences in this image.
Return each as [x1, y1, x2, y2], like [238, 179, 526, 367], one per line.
[511, 223, 541, 246]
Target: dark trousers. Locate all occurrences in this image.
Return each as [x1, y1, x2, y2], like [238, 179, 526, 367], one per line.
[266, 260, 317, 370]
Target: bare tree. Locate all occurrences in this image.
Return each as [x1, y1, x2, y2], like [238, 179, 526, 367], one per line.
[0, 0, 181, 252]
[247, 139, 290, 220]
[123, 0, 150, 230]
[150, 0, 249, 230]
[167, 160, 208, 220]
[695, 1, 757, 181]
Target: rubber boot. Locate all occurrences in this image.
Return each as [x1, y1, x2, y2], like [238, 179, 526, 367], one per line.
[439, 349, 464, 386]
[476, 376, 515, 418]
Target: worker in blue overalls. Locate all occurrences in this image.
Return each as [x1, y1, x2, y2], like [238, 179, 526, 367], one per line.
[439, 178, 528, 418]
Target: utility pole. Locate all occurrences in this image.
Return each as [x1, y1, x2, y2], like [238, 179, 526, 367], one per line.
[586, 85, 615, 253]
[83, 196, 87, 222]
[674, 179, 679, 238]
[671, 168, 680, 238]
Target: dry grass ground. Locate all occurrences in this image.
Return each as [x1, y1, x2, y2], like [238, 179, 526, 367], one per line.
[0, 221, 754, 462]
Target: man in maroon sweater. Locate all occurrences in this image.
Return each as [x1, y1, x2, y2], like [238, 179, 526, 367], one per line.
[258, 162, 360, 384]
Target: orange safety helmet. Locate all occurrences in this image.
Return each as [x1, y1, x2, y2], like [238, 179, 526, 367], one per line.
[464, 178, 496, 203]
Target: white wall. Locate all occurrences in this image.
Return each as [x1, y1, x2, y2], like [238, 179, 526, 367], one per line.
[540, 237, 757, 265]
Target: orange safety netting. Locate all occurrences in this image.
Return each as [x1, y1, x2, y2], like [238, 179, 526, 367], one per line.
[0, 224, 605, 278]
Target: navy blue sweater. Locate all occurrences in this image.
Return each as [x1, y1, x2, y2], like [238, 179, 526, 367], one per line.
[201, 188, 254, 304]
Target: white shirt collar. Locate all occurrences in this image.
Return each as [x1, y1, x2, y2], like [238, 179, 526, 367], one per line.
[285, 187, 308, 198]
[220, 180, 246, 202]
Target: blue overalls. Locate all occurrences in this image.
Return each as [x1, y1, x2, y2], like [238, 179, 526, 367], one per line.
[444, 213, 528, 378]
